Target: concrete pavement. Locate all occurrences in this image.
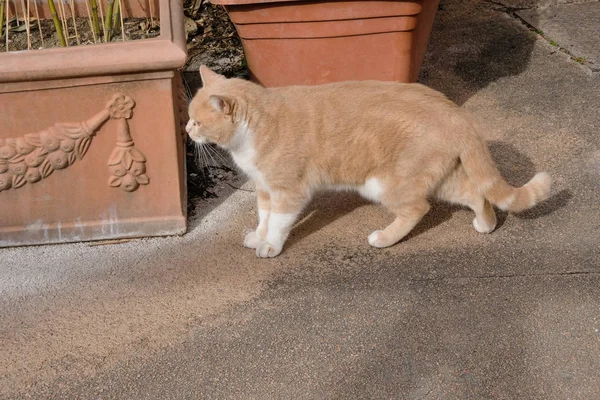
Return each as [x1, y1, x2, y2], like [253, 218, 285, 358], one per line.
[1, 0, 599, 398]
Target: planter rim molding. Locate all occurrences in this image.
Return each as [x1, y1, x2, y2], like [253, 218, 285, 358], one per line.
[212, 0, 300, 3]
[212, 0, 382, 4]
[210, 0, 423, 7]
[0, 1, 186, 84]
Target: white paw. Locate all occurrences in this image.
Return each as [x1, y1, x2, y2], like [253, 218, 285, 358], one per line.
[472, 218, 495, 234]
[368, 230, 388, 248]
[256, 241, 282, 258]
[244, 231, 262, 249]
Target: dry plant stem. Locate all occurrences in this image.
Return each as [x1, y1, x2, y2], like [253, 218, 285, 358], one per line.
[192, 0, 204, 17]
[47, 0, 66, 46]
[112, 0, 119, 32]
[20, 0, 30, 49]
[88, 0, 100, 36]
[26, 0, 29, 44]
[57, 0, 64, 34]
[98, 0, 106, 40]
[33, 0, 43, 47]
[12, 0, 17, 24]
[57, 0, 69, 46]
[0, 0, 5, 39]
[118, 0, 124, 41]
[26, 0, 30, 49]
[69, 0, 79, 44]
[4, 0, 8, 50]
[84, 0, 96, 43]
[148, 0, 154, 27]
[62, 0, 71, 44]
[103, 0, 113, 42]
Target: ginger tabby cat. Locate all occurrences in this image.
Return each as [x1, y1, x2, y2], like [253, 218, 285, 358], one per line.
[187, 66, 551, 258]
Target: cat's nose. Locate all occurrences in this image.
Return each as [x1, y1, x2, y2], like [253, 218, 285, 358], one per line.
[185, 119, 195, 134]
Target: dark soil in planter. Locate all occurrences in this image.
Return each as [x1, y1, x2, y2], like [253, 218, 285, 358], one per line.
[182, 1, 248, 81]
[1, 16, 160, 52]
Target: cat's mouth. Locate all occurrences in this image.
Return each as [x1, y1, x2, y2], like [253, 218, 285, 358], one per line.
[189, 134, 208, 144]
[186, 119, 208, 144]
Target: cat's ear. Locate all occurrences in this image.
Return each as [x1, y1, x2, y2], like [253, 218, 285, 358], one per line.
[209, 95, 234, 115]
[199, 65, 223, 86]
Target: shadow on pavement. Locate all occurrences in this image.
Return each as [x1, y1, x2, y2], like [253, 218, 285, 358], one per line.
[421, 0, 538, 105]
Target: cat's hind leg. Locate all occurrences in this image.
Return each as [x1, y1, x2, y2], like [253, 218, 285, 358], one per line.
[435, 165, 497, 233]
[244, 187, 271, 249]
[471, 199, 496, 233]
[368, 199, 431, 248]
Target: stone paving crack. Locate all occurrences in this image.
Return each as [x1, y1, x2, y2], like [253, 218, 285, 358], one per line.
[410, 269, 600, 283]
[488, 0, 599, 72]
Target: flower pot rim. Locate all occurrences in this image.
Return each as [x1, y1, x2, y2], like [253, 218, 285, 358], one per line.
[211, 0, 423, 4]
[0, 0, 186, 84]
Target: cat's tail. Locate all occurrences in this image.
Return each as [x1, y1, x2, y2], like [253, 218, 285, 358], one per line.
[459, 137, 552, 213]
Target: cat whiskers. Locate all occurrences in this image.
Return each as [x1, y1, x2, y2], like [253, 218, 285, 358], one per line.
[203, 144, 220, 170]
[205, 144, 233, 168]
[193, 141, 210, 174]
[193, 142, 233, 177]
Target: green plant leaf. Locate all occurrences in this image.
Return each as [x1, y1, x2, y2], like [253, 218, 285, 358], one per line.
[9, 23, 28, 32]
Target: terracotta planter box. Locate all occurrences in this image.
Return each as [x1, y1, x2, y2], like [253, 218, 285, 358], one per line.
[0, 1, 188, 247]
[211, 0, 440, 86]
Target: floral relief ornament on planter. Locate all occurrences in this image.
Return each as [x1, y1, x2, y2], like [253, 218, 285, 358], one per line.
[0, 93, 148, 193]
[106, 94, 149, 192]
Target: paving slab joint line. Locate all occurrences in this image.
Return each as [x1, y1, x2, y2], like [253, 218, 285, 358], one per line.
[483, 0, 533, 13]
[484, 0, 600, 12]
[485, 0, 599, 73]
[410, 269, 600, 283]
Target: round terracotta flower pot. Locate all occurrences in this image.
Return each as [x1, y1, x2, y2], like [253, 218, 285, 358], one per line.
[210, 0, 440, 86]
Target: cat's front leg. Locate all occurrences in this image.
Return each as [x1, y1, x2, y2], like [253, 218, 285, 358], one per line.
[244, 188, 271, 249]
[255, 190, 306, 258]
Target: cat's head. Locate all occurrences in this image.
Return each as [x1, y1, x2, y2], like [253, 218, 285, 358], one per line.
[186, 66, 243, 148]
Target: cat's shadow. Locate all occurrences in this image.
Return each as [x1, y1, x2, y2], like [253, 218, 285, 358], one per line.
[286, 141, 570, 248]
[286, 194, 484, 249]
[488, 141, 572, 220]
[286, 191, 370, 247]
[286, 193, 483, 248]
